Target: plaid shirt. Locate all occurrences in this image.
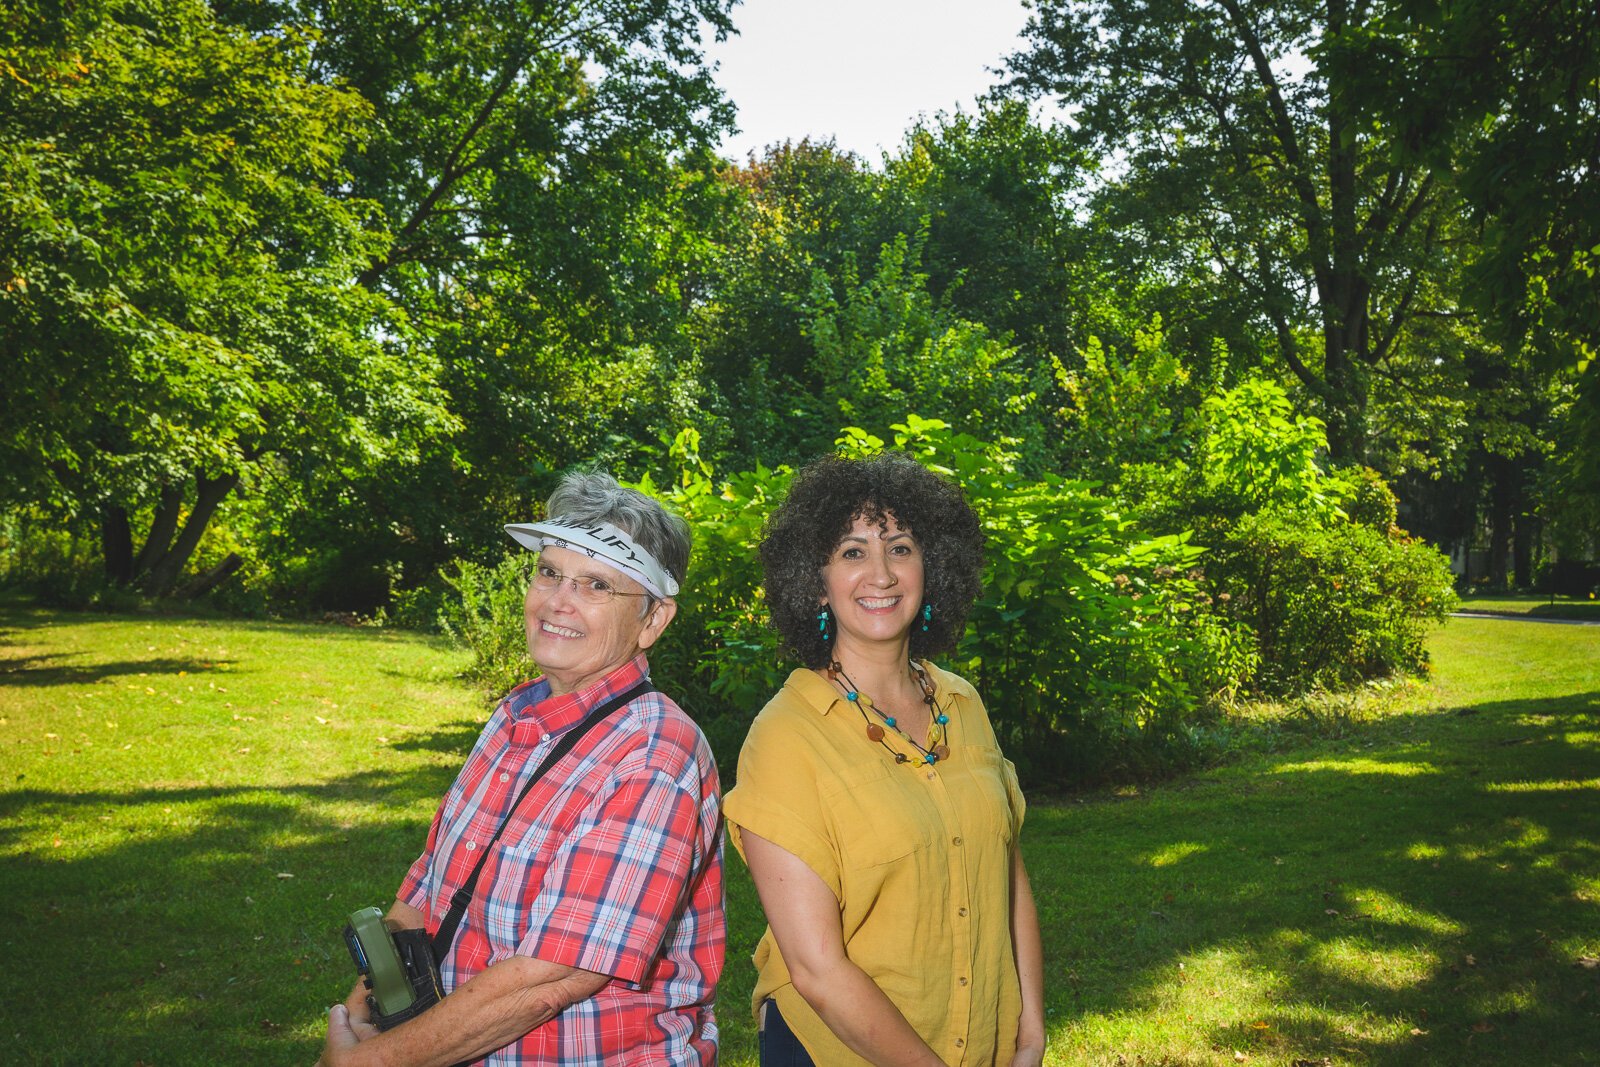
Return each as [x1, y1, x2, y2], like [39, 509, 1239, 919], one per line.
[398, 655, 724, 1065]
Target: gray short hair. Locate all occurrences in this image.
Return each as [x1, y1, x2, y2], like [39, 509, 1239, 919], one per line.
[544, 472, 692, 592]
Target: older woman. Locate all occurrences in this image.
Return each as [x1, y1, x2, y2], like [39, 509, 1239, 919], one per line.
[724, 453, 1045, 1067]
[322, 472, 724, 1067]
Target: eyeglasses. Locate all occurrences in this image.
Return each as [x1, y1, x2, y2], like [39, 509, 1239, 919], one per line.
[531, 563, 655, 606]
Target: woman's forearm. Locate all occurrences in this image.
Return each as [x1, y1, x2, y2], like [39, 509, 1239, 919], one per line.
[1010, 848, 1046, 1053]
[337, 954, 607, 1067]
[790, 955, 947, 1067]
[742, 830, 944, 1067]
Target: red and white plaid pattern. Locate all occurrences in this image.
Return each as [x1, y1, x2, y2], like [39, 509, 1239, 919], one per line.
[398, 655, 724, 1065]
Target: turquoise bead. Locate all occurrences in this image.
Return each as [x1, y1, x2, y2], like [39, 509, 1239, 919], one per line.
[885, 717, 897, 728]
[846, 691, 858, 701]
[937, 714, 949, 724]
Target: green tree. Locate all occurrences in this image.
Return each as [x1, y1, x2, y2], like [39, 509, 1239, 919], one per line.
[234, 0, 743, 577]
[1005, 0, 1463, 463]
[884, 101, 1092, 362]
[0, 0, 454, 595]
[1328, 0, 1600, 538]
[1053, 316, 1196, 483]
[690, 138, 893, 464]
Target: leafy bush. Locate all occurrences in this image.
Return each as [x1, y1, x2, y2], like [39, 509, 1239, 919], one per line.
[1335, 465, 1401, 532]
[864, 417, 1255, 786]
[640, 417, 1256, 788]
[1211, 508, 1458, 693]
[436, 553, 532, 703]
[431, 406, 1448, 789]
[1114, 377, 1454, 697]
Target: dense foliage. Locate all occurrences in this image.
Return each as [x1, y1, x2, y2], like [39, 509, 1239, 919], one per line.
[1, 0, 1589, 782]
[436, 408, 1453, 787]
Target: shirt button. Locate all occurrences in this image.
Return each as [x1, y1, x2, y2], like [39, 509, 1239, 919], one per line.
[958, 907, 968, 917]
[464, 840, 476, 851]
[952, 836, 963, 847]
[955, 1038, 965, 1049]
[499, 772, 510, 783]
[926, 771, 935, 780]
[959, 976, 969, 986]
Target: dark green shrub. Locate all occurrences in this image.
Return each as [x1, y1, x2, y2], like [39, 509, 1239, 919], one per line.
[642, 417, 1257, 789]
[436, 554, 531, 703]
[1337, 466, 1400, 532]
[1212, 508, 1457, 693]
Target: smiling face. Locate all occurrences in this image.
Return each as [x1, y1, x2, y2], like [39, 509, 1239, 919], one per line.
[819, 512, 925, 656]
[524, 544, 676, 696]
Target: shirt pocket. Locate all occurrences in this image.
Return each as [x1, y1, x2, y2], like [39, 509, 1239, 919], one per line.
[822, 760, 937, 869]
[473, 836, 548, 954]
[948, 744, 1018, 850]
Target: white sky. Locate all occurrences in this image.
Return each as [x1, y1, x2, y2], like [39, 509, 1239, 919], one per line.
[706, 0, 1035, 165]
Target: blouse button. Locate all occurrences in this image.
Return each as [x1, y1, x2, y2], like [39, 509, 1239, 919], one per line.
[955, 1038, 965, 1049]
[958, 906, 968, 917]
[464, 840, 476, 851]
[959, 976, 969, 986]
[926, 771, 935, 780]
[952, 836, 963, 847]
[499, 772, 510, 783]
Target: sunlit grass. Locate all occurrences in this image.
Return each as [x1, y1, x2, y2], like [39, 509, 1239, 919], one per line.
[5, 604, 1599, 1064]
[1272, 756, 1441, 776]
[1145, 841, 1209, 867]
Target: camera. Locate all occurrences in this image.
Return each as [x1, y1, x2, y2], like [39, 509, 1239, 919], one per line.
[343, 906, 444, 1030]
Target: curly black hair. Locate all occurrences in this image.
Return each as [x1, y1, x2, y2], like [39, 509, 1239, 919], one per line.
[760, 452, 984, 668]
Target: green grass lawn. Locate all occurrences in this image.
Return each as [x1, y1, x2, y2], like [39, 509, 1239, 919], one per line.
[2, 599, 1597, 1065]
[1457, 591, 1600, 621]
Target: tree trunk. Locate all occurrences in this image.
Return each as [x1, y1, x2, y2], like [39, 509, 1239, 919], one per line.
[101, 506, 135, 585]
[1486, 457, 1514, 589]
[132, 484, 186, 581]
[139, 472, 242, 596]
[175, 552, 245, 600]
[1513, 508, 1535, 589]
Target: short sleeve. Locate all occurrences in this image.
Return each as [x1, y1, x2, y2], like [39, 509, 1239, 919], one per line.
[1002, 756, 1026, 839]
[723, 703, 841, 899]
[513, 766, 706, 985]
[396, 799, 445, 916]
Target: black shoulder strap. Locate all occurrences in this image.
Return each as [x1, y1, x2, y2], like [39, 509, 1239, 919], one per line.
[429, 677, 655, 958]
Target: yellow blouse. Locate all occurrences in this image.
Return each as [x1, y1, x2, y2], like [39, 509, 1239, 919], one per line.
[724, 662, 1027, 1067]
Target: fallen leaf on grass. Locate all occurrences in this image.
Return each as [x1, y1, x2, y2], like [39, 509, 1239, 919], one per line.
[1410, 1028, 1428, 1036]
[1576, 956, 1600, 969]
[276, 872, 294, 879]
[1465, 954, 1477, 966]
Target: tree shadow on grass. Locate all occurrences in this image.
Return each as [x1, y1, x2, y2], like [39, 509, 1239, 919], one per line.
[389, 720, 486, 756]
[1, 764, 466, 1065]
[1029, 689, 1600, 1065]
[0, 649, 234, 686]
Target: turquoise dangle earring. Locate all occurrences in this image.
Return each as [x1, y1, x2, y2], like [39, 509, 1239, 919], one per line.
[920, 602, 933, 632]
[817, 604, 832, 644]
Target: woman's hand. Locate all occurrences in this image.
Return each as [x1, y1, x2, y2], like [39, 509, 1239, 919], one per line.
[1008, 1041, 1046, 1067]
[340, 979, 381, 1041]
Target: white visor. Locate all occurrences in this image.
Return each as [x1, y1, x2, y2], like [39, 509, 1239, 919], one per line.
[504, 517, 680, 598]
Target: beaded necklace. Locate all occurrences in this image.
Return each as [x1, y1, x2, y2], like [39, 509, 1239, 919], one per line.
[828, 660, 952, 766]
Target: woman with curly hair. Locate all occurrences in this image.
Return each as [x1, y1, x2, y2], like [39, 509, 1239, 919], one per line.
[723, 452, 1045, 1067]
